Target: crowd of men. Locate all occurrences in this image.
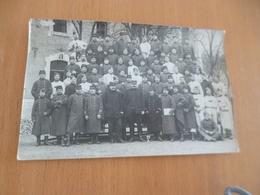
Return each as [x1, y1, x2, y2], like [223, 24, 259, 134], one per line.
[30, 31, 234, 147]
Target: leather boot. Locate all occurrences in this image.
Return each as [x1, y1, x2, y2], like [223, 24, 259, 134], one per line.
[180, 133, 185, 142]
[75, 134, 80, 145]
[227, 129, 233, 139]
[110, 134, 115, 143]
[155, 132, 163, 142]
[61, 136, 65, 147]
[44, 136, 51, 146]
[95, 134, 100, 144]
[128, 129, 134, 142]
[88, 134, 94, 144]
[191, 133, 195, 141]
[170, 134, 174, 142]
[36, 136, 41, 146]
[66, 135, 70, 147]
[53, 136, 61, 145]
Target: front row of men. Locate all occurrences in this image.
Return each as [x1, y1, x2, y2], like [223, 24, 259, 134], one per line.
[31, 79, 232, 147]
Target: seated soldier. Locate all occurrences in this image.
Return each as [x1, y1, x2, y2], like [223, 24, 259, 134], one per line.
[198, 111, 222, 141]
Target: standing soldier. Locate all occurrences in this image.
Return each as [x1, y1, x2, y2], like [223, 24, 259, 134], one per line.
[124, 80, 146, 142]
[150, 34, 162, 57]
[145, 87, 163, 141]
[85, 85, 103, 144]
[50, 86, 68, 146]
[114, 32, 127, 56]
[182, 38, 196, 60]
[102, 82, 125, 143]
[31, 70, 52, 100]
[171, 85, 187, 141]
[65, 74, 77, 97]
[182, 85, 198, 141]
[64, 56, 81, 78]
[161, 86, 177, 141]
[67, 85, 85, 146]
[31, 89, 52, 146]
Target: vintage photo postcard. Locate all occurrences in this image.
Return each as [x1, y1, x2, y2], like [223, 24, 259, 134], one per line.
[18, 19, 239, 160]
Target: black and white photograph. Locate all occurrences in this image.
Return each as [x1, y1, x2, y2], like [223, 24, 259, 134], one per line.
[18, 19, 239, 160]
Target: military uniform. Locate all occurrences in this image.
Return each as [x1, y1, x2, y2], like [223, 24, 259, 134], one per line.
[31, 97, 52, 136]
[67, 93, 86, 134]
[31, 78, 52, 100]
[84, 94, 103, 134]
[145, 94, 162, 135]
[50, 93, 68, 136]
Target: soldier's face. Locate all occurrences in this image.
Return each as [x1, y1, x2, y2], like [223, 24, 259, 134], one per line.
[183, 88, 188, 94]
[91, 58, 96, 63]
[109, 49, 114, 53]
[206, 88, 212, 95]
[173, 88, 178, 93]
[82, 67, 87, 72]
[178, 57, 183, 61]
[128, 61, 133, 66]
[105, 37, 110, 41]
[109, 85, 116, 91]
[104, 59, 109, 64]
[39, 74, 46, 79]
[155, 78, 160, 82]
[108, 68, 113, 74]
[70, 59, 75, 64]
[71, 77, 76, 84]
[57, 89, 63, 94]
[140, 61, 145, 66]
[118, 59, 123, 64]
[81, 77, 87, 83]
[204, 113, 210, 120]
[171, 49, 177, 54]
[88, 50, 93, 54]
[185, 39, 190, 44]
[92, 68, 97, 74]
[168, 78, 173, 83]
[54, 75, 60, 81]
[98, 46, 103, 52]
[132, 84, 137, 89]
[135, 50, 140, 55]
[123, 50, 128, 55]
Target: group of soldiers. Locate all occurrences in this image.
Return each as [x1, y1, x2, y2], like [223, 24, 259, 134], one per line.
[30, 31, 234, 147]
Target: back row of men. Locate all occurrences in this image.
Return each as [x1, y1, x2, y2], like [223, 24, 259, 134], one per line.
[30, 69, 234, 147]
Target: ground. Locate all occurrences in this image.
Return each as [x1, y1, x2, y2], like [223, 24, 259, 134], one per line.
[17, 134, 239, 160]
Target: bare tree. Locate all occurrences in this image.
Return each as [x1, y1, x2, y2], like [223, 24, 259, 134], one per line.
[193, 29, 224, 77]
[71, 20, 83, 40]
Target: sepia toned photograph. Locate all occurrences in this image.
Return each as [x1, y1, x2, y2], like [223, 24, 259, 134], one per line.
[18, 19, 239, 160]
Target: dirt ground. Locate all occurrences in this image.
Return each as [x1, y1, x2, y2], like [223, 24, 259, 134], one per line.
[17, 134, 239, 160]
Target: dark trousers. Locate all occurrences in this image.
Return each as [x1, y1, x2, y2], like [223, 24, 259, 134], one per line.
[127, 113, 142, 134]
[107, 117, 122, 139]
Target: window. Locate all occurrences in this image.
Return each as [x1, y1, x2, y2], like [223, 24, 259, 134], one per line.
[53, 20, 67, 33]
[50, 60, 68, 82]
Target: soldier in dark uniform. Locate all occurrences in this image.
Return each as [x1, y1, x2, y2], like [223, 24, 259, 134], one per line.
[65, 74, 77, 97]
[85, 85, 103, 144]
[121, 48, 131, 66]
[67, 85, 85, 146]
[124, 80, 146, 142]
[50, 86, 68, 146]
[107, 46, 119, 66]
[31, 70, 52, 100]
[95, 45, 106, 65]
[145, 87, 163, 141]
[103, 34, 113, 55]
[127, 36, 140, 56]
[114, 57, 127, 76]
[102, 82, 125, 143]
[132, 48, 145, 66]
[182, 38, 196, 60]
[31, 89, 52, 146]
[64, 56, 81, 78]
[77, 64, 91, 84]
[171, 85, 187, 141]
[182, 85, 197, 141]
[172, 36, 184, 57]
[151, 76, 164, 96]
[161, 86, 177, 141]
[114, 32, 127, 56]
[162, 37, 172, 55]
[87, 34, 100, 54]
[150, 34, 162, 57]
